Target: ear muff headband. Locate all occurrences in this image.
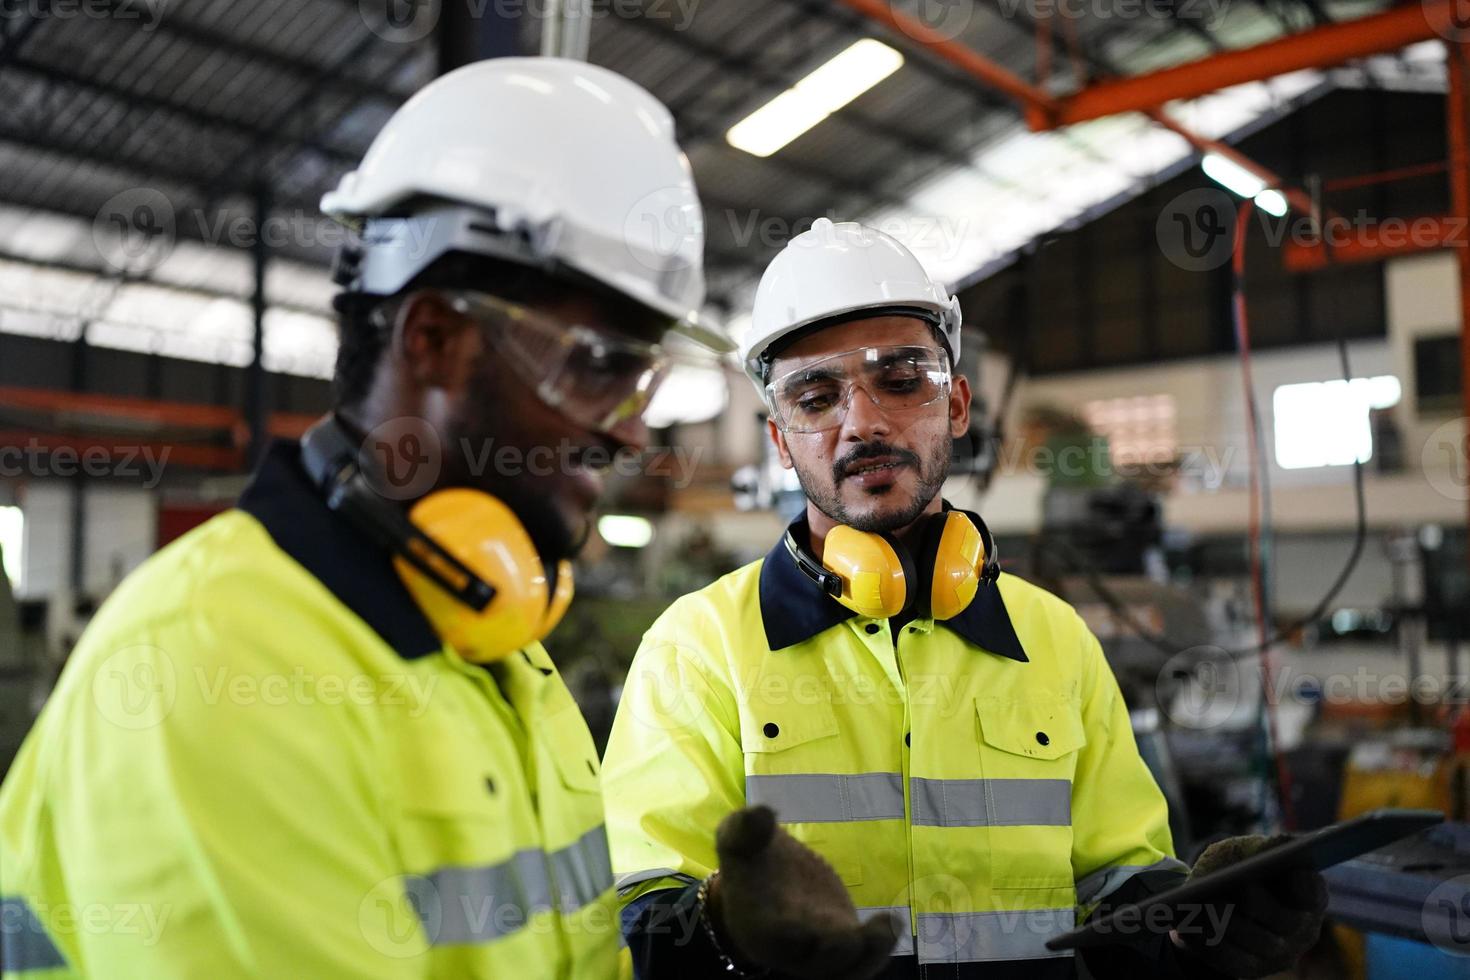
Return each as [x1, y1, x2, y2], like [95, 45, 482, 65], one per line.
[300, 416, 573, 662]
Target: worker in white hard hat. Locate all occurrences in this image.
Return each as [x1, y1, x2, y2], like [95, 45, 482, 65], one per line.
[600, 218, 1327, 979]
[0, 58, 727, 978]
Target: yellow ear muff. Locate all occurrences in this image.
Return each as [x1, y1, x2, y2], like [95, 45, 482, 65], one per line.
[393, 488, 574, 663]
[927, 511, 985, 621]
[544, 558, 575, 637]
[823, 525, 910, 620]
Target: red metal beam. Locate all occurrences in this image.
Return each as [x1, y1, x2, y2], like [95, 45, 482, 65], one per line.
[837, 0, 1318, 218]
[0, 431, 243, 472]
[1281, 215, 1465, 271]
[1042, 2, 1445, 129]
[832, 0, 1059, 127]
[1144, 108, 1315, 217]
[1448, 40, 1470, 572]
[0, 385, 238, 430]
[0, 387, 321, 443]
[267, 412, 320, 440]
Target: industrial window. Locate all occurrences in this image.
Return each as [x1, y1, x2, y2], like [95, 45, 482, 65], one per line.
[1272, 376, 1402, 470]
[1082, 395, 1179, 468]
[0, 506, 22, 593]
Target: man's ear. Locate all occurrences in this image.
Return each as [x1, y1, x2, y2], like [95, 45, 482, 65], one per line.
[949, 373, 972, 439]
[767, 418, 795, 469]
[395, 293, 482, 392]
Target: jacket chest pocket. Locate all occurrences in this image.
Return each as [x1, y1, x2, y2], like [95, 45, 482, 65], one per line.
[973, 697, 1085, 891]
[540, 705, 604, 796]
[739, 699, 865, 886]
[394, 717, 516, 875]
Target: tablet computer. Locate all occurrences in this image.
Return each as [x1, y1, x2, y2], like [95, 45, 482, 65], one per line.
[1045, 808, 1445, 951]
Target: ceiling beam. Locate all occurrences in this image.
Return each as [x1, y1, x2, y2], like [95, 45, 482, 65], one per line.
[88, 0, 410, 106]
[3, 55, 365, 169]
[1044, 1, 1445, 128]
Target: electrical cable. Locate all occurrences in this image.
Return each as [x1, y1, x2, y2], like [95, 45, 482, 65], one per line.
[1233, 198, 1296, 830]
[1032, 178, 1380, 830]
[1040, 193, 1369, 664]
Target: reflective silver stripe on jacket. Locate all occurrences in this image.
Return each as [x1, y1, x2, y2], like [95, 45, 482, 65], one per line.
[745, 773, 905, 823]
[910, 777, 1071, 827]
[1075, 857, 1190, 905]
[916, 908, 1076, 963]
[551, 826, 615, 913]
[857, 905, 1077, 963]
[410, 826, 614, 946]
[0, 896, 67, 972]
[744, 773, 1073, 828]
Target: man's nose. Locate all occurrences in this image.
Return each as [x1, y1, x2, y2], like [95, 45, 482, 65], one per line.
[840, 384, 891, 442]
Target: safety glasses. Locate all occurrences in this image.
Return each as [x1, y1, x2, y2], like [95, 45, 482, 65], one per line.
[766, 345, 951, 434]
[440, 289, 671, 434]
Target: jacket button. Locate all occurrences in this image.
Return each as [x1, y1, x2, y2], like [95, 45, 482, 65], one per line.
[865, 623, 881, 635]
[763, 722, 780, 738]
[904, 732, 911, 747]
[1036, 731, 1050, 746]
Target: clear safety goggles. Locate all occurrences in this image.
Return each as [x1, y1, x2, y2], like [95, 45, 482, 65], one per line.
[440, 289, 671, 434]
[765, 345, 951, 433]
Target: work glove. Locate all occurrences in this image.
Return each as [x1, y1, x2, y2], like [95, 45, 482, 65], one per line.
[705, 806, 899, 980]
[1171, 834, 1328, 979]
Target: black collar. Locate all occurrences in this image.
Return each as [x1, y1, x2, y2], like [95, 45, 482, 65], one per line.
[758, 512, 1028, 661]
[238, 441, 441, 660]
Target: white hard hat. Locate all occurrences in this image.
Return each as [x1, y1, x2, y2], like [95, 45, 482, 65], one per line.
[741, 217, 962, 390]
[322, 58, 730, 352]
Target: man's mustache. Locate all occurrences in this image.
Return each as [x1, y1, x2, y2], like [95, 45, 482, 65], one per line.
[833, 443, 921, 481]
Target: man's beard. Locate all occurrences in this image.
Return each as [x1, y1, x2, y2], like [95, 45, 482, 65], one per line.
[492, 472, 590, 563]
[441, 427, 591, 565]
[793, 437, 952, 533]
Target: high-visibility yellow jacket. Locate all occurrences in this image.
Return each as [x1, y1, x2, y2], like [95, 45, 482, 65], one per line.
[0, 444, 624, 979]
[602, 517, 1187, 976]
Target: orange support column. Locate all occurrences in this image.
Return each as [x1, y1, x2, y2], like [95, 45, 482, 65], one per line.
[1448, 41, 1470, 569]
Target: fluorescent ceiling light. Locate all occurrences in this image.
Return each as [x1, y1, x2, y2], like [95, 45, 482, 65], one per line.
[598, 515, 654, 549]
[1201, 152, 1267, 199]
[1254, 189, 1288, 217]
[727, 39, 903, 157]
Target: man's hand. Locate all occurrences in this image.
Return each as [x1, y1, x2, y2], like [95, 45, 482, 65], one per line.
[706, 806, 898, 980]
[1171, 835, 1328, 979]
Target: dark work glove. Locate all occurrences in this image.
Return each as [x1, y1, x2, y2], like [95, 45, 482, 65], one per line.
[707, 806, 899, 980]
[1171, 834, 1328, 979]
